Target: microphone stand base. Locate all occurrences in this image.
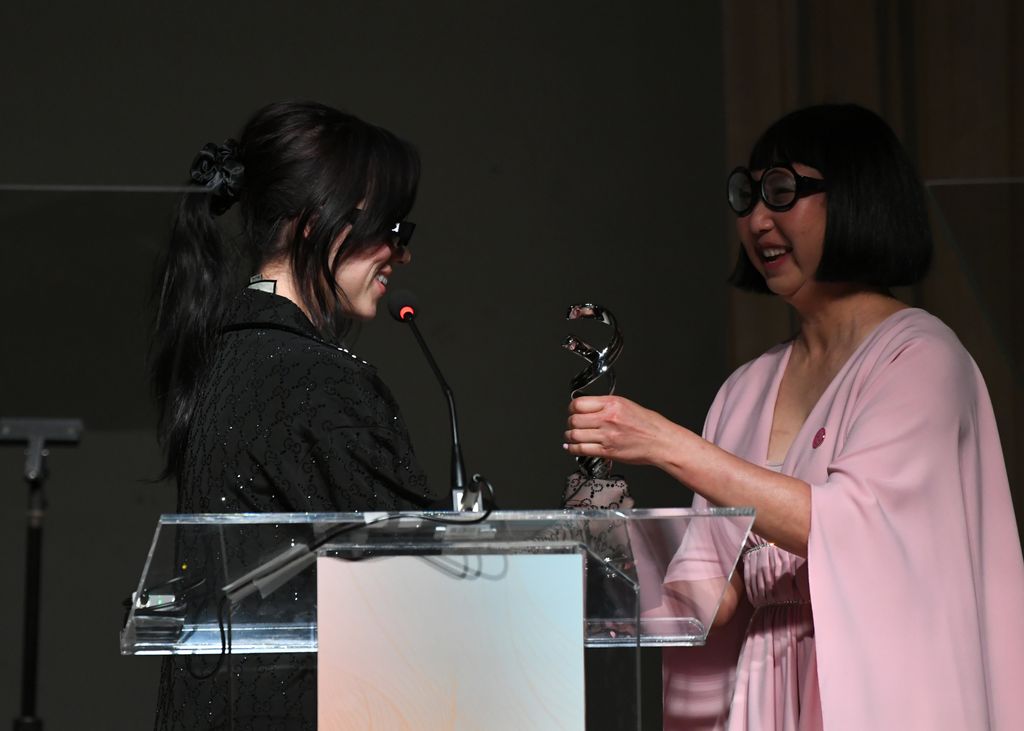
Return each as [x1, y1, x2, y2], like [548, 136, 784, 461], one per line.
[451, 487, 483, 512]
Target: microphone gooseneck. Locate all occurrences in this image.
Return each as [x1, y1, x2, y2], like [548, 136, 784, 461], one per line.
[387, 290, 468, 495]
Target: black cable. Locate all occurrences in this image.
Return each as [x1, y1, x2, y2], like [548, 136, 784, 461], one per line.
[227, 601, 235, 731]
[184, 595, 229, 681]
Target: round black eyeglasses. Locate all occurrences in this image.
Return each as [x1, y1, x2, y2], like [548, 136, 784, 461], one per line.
[726, 163, 827, 217]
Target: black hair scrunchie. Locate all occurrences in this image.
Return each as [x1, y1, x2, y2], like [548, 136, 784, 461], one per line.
[189, 139, 245, 216]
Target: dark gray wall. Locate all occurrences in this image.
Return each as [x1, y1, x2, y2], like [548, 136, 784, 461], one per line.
[0, 2, 727, 728]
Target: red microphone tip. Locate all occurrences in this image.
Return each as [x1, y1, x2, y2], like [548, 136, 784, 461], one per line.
[399, 305, 416, 321]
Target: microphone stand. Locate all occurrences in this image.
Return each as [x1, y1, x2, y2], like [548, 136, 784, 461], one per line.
[402, 317, 480, 510]
[1, 418, 83, 731]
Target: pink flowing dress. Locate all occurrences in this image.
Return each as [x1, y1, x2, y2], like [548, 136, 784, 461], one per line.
[663, 308, 1024, 730]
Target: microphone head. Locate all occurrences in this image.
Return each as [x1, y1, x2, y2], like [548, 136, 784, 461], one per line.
[387, 289, 419, 322]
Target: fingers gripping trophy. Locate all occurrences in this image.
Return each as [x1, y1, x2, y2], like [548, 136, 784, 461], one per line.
[562, 304, 634, 510]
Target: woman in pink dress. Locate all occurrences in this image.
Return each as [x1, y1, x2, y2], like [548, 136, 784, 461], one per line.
[563, 104, 1024, 729]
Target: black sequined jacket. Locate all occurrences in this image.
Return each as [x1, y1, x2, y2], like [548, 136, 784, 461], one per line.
[156, 288, 435, 729]
[179, 287, 432, 513]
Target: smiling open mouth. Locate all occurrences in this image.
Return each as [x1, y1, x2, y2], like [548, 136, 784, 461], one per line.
[760, 247, 790, 263]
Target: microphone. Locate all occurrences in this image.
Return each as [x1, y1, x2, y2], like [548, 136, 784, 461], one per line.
[388, 290, 479, 511]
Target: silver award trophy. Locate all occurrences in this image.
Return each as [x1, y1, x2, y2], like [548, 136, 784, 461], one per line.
[562, 304, 632, 510]
[560, 304, 634, 591]
[564, 303, 623, 478]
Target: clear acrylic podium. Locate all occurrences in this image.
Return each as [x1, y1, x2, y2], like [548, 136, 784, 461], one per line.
[121, 508, 753, 729]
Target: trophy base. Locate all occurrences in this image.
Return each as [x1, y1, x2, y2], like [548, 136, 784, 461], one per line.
[562, 471, 633, 510]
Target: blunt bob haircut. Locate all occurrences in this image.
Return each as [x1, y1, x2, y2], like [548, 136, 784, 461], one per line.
[729, 103, 932, 292]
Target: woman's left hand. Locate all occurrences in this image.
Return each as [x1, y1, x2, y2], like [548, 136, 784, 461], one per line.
[564, 395, 681, 465]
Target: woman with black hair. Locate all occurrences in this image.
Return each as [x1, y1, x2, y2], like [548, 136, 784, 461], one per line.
[564, 104, 1024, 729]
[150, 101, 437, 728]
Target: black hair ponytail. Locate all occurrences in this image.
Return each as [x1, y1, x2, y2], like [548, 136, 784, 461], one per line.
[150, 141, 246, 479]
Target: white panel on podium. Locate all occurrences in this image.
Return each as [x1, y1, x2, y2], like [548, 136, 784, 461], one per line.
[317, 554, 585, 730]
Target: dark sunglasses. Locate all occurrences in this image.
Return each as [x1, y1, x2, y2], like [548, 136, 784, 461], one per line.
[348, 209, 416, 248]
[726, 162, 827, 217]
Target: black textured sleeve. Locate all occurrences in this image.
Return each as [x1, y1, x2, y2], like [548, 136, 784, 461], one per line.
[241, 346, 432, 512]
[298, 360, 432, 510]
